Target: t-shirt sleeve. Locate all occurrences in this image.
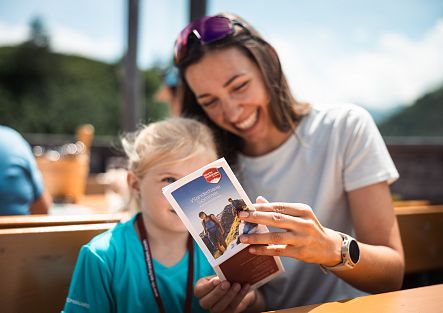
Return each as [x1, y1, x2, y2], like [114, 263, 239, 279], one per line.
[62, 245, 114, 313]
[342, 106, 399, 192]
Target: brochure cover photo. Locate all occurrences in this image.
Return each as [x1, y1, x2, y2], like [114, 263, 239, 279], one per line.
[162, 158, 284, 288]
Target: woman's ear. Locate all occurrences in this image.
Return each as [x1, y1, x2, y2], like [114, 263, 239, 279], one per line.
[127, 171, 140, 193]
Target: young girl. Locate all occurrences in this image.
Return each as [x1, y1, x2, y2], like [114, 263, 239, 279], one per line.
[63, 118, 220, 313]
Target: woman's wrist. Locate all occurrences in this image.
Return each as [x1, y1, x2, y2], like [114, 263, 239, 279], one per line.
[322, 229, 343, 267]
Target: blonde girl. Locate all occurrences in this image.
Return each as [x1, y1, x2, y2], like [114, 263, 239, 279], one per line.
[63, 118, 227, 313]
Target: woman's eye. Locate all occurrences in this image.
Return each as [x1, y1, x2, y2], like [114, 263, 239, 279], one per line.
[234, 81, 248, 92]
[200, 99, 217, 108]
[162, 177, 176, 184]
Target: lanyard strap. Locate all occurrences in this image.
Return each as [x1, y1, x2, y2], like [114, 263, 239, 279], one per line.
[136, 213, 194, 313]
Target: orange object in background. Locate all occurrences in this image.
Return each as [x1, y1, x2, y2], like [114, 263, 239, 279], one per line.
[36, 124, 94, 203]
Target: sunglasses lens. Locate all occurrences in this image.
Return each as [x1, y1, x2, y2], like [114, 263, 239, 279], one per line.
[174, 16, 234, 64]
[199, 16, 233, 43]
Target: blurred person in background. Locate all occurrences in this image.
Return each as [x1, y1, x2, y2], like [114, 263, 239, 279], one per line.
[174, 13, 404, 312]
[155, 66, 183, 117]
[0, 125, 52, 215]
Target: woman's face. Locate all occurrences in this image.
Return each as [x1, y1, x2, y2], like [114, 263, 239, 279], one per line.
[185, 47, 286, 155]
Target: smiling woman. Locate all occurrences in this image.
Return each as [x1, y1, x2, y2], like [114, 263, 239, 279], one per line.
[174, 12, 405, 312]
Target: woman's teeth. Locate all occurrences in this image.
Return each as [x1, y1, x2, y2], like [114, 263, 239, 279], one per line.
[235, 111, 257, 130]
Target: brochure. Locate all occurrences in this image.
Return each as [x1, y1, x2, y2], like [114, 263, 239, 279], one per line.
[162, 157, 284, 289]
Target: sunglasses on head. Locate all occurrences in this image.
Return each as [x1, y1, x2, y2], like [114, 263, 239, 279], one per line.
[173, 15, 245, 65]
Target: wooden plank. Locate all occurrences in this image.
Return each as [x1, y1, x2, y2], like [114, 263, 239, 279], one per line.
[0, 212, 129, 229]
[0, 223, 115, 313]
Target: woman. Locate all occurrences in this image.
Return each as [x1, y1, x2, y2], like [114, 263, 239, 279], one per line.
[174, 13, 404, 312]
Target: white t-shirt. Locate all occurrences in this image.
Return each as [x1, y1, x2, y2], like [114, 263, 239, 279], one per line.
[238, 104, 399, 310]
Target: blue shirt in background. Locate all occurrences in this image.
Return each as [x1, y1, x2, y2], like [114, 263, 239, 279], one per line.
[0, 125, 44, 215]
[63, 214, 214, 313]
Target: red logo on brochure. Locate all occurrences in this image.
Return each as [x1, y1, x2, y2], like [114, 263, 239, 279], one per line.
[203, 168, 221, 184]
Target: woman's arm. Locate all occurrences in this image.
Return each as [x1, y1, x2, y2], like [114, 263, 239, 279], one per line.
[337, 181, 404, 292]
[239, 182, 404, 294]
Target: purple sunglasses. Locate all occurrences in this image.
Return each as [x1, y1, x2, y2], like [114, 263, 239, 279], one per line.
[174, 15, 244, 65]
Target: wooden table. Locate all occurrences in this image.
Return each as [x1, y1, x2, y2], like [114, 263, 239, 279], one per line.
[269, 284, 443, 313]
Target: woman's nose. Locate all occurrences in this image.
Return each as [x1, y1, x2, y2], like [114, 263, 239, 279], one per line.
[222, 98, 243, 122]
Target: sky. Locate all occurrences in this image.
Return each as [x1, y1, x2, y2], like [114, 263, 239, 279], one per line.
[0, 0, 442, 110]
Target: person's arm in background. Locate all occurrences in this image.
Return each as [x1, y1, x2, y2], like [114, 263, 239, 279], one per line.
[29, 189, 52, 214]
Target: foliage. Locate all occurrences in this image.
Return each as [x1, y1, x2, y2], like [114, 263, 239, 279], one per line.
[378, 85, 443, 137]
[0, 44, 168, 136]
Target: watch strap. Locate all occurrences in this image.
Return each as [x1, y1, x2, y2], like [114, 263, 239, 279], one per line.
[321, 232, 359, 272]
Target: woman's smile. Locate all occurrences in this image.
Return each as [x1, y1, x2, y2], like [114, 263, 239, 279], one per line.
[234, 109, 258, 130]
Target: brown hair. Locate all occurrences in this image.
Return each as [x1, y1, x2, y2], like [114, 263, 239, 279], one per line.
[176, 12, 311, 168]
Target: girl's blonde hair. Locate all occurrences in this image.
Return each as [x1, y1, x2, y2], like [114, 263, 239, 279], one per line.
[122, 117, 217, 179]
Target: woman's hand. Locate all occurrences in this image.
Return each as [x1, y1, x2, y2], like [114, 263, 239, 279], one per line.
[239, 196, 343, 267]
[194, 276, 259, 313]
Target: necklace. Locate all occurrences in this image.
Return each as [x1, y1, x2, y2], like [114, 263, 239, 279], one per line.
[136, 213, 194, 313]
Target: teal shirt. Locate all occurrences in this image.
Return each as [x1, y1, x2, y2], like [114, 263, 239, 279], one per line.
[63, 214, 214, 313]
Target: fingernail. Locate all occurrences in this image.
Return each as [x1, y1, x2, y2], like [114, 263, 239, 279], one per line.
[221, 281, 230, 290]
[212, 279, 221, 286]
[249, 247, 256, 253]
[240, 235, 248, 243]
[239, 211, 249, 218]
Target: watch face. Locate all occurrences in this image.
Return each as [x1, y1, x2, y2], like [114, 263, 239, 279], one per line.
[349, 240, 360, 264]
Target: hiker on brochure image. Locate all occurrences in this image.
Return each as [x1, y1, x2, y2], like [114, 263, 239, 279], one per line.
[199, 211, 227, 256]
[173, 12, 405, 312]
[228, 197, 258, 239]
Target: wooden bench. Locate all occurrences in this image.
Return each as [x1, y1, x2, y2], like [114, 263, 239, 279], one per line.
[0, 212, 129, 229]
[0, 223, 115, 313]
[395, 205, 443, 274]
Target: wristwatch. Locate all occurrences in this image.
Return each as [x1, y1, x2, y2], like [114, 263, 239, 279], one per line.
[322, 232, 360, 271]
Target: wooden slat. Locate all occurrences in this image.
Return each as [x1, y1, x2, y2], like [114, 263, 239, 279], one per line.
[0, 223, 115, 313]
[0, 212, 129, 229]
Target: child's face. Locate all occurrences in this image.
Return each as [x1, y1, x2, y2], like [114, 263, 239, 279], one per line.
[137, 152, 216, 234]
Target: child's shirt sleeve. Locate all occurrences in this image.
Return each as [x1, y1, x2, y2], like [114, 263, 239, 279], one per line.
[62, 245, 114, 313]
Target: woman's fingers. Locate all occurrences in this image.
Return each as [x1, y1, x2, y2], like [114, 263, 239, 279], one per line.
[240, 230, 300, 245]
[253, 202, 313, 217]
[239, 209, 312, 230]
[248, 244, 303, 259]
